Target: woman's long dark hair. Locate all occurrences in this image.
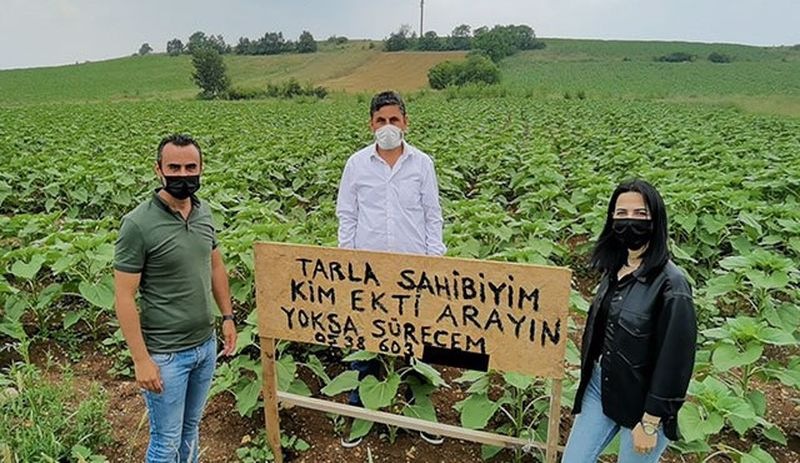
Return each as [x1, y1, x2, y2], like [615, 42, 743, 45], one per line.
[590, 179, 670, 276]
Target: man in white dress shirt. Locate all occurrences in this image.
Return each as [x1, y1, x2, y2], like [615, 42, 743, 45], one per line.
[336, 90, 446, 447]
[336, 91, 446, 255]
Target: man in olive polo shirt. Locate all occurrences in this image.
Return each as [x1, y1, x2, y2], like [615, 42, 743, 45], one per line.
[114, 134, 237, 463]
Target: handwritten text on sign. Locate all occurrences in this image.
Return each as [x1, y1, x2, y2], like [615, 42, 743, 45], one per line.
[255, 243, 571, 378]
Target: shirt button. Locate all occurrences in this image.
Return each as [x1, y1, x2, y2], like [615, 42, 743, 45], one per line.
[604, 377, 609, 382]
[606, 351, 611, 356]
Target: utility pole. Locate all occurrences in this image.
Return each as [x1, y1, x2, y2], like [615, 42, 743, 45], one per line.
[420, 0, 425, 37]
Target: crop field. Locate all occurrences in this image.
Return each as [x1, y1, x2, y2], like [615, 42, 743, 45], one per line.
[0, 90, 798, 462]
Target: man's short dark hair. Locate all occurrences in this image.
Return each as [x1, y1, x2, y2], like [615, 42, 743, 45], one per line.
[370, 91, 406, 117]
[157, 134, 203, 166]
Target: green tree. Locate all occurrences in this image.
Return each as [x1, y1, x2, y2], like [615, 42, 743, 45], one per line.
[187, 31, 208, 54]
[708, 52, 733, 63]
[427, 54, 499, 89]
[428, 60, 459, 89]
[417, 31, 442, 51]
[296, 31, 318, 53]
[471, 24, 542, 62]
[384, 25, 415, 52]
[166, 39, 184, 56]
[448, 24, 472, 50]
[191, 47, 230, 99]
[207, 34, 230, 54]
[257, 32, 287, 55]
[234, 37, 253, 55]
[138, 43, 153, 56]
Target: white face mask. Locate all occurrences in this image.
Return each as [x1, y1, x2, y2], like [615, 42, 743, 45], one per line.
[374, 124, 404, 150]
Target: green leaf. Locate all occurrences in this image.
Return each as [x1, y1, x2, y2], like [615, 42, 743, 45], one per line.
[701, 327, 729, 340]
[403, 395, 438, 423]
[502, 371, 534, 390]
[78, 277, 114, 310]
[349, 418, 374, 440]
[741, 445, 777, 463]
[304, 354, 331, 384]
[747, 390, 767, 417]
[719, 255, 750, 271]
[703, 272, 738, 298]
[764, 302, 800, 333]
[466, 374, 491, 394]
[320, 370, 360, 396]
[358, 373, 400, 410]
[0, 321, 26, 341]
[671, 242, 697, 263]
[481, 444, 503, 460]
[566, 339, 580, 366]
[288, 378, 312, 397]
[51, 255, 77, 274]
[674, 212, 697, 233]
[455, 370, 486, 383]
[10, 255, 46, 280]
[276, 355, 297, 392]
[729, 415, 758, 436]
[762, 424, 787, 445]
[63, 311, 82, 329]
[458, 393, 499, 430]
[758, 327, 797, 346]
[569, 290, 589, 313]
[712, 343, 763, 371]
[767, 363, 800, 387]
[294, 438, 311, 451]
[739, 211, 763, 236]
[235, 325, 255, 354]
[342, 350, 378, 362]
[677, 402, 724, 442]
[411, 359, 446, 387]
[235, 381, 262, 416]
[748, 270, 789, 290]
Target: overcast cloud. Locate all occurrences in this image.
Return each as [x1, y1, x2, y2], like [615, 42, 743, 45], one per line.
[1, 0, 798, 70]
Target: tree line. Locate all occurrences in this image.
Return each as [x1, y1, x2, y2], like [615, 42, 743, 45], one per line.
[385, 24, 544, 62]
[159, 30, 319, 57]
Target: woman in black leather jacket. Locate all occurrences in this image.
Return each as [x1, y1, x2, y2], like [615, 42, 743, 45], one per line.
[562, 179, 697, 463]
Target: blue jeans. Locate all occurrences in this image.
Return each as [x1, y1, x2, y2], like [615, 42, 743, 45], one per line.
[562, 363, 670, 463]
[142, 335, 216, 463]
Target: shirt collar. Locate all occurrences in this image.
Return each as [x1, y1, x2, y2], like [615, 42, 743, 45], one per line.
[152, 188, 200, 212]
[369, 141, 412, 161]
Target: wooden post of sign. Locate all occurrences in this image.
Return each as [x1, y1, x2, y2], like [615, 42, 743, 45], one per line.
[545, 378, 563, 463]
[260, 337, 283, 463]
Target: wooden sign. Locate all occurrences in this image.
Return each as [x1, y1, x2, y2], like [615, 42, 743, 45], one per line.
[255, 242, 572, 463]
[255, 242, 571, 377]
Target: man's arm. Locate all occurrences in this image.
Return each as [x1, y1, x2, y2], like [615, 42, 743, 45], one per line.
[114, 270, 162, 393]
[336, 159, 359, 248]
[420, 158, 446, 256]
[211, 248, 236, 356]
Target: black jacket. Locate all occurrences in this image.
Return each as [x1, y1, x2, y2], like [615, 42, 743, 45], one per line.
[573, 260, 697, 441]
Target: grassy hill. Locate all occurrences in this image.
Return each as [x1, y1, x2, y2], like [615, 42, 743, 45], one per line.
[499, 39, 800, 116]
[1, 38, 799, 115]
[0, 41, 464, 105]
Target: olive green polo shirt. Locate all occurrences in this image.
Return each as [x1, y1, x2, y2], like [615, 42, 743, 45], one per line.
[114, 191, 218, 353]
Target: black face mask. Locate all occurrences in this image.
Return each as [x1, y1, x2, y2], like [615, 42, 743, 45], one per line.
[612, 219, 653, 250]
[162, 175, 200, 200]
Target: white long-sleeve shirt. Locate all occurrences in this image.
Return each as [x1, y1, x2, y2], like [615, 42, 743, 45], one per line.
[336, 142, 446, 256]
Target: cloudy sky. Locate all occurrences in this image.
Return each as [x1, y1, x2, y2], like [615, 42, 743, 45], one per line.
[1, 0, 798, 70]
